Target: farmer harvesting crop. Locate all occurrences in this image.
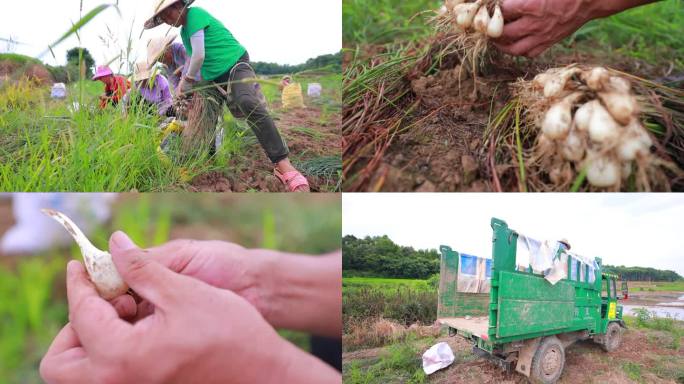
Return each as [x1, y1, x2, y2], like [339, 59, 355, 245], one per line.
[122, 62, 174, 117]
[495, 0, 659, 57]
[146, 34, 200, 92]
[144, 0, 310, 192]
[40, 231, 341, 383]
[92, 66, 130, 110]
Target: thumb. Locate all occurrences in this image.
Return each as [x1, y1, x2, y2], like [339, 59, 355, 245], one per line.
[109, 231, 185, 309]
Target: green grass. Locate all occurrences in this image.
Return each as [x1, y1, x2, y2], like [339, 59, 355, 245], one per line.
[623, 362, 644, 382]
[343, 0, 684, 69]
[0, 194, 341, 383]
[624, 309, 683, 351]
[0, 53, 43, 66]
[1, 72, 341, 192]
[343, 277, 433, 292]
[630, 280, 684, 292]
[343, 0, 437, 45]
[343, 336, 428, 384]
[569, 0, 684, 69]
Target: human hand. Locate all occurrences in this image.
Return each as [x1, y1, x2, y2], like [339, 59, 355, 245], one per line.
[108, 233, 271, 322]
[109, 232, 342, 338]
[40, 234, 332, 384]
[494, 0, 654, 57]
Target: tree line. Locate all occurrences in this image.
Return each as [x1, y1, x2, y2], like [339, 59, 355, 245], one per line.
[342, 235, 440, 279]
[252, 52, 341, 75]
[603, 264, 682, 282]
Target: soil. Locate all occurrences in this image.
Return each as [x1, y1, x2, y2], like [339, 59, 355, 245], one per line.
[344, 327, 684, 384]
[0, 60, 53, 85]
[352, 43, 684, 192]
[190, 100, 341, 192]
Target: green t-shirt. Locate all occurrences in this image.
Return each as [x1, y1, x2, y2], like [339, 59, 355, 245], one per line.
[181, 7, 247, 81]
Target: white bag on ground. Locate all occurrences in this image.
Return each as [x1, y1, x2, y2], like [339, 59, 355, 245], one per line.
[422, 342, 455, 375]
[307, 83, 322, 98]
[51, 83, 67, 99]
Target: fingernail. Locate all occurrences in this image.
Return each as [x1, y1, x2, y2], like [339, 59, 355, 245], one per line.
[110, 231, 138, 252]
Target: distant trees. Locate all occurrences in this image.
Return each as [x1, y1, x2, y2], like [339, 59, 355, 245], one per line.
[252, 52, 341, 75]
[66, 47, 95, 78]
[47, 47, 95, 83]
[343, 235, 440, 279]
[603, 265, 682, 282]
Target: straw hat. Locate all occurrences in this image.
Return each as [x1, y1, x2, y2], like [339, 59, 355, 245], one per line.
[147, 34, 178, 67]
[132, 62, 154, 82]
[559, 238, 571, 250]
[92, 65, 113, 80]
[144, 0, 195, 30]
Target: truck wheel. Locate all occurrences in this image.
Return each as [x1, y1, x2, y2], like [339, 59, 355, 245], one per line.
[530, 336, 565, 384]
[601, 322, 622, 352]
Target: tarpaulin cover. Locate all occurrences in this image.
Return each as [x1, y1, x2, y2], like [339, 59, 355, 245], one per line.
[457, 253, 491, 293]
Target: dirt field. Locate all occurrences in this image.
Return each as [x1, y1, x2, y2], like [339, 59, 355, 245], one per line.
[355, 46, 684, 192]
[190, 103, 341, 192]
[343, 323, 684, 383]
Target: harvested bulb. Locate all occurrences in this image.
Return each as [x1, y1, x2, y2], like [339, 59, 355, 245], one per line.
[42, 209, 128, 300]
[586, 154, 620, 188]
[451, 1, 505, 38]
[523, 65, 654, 189]
[487, 5, 504, 38]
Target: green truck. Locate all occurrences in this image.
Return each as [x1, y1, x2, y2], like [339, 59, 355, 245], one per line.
[438, 218, 626, 384]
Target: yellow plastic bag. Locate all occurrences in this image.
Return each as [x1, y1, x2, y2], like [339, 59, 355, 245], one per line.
[282, 83, 305, 110]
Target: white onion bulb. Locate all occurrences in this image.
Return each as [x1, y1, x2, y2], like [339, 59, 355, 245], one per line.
[487, 5, 504, 38]
[455, 2, 480, 28]
[574, 100, 596, 132]
[586, 154, 620, 187]
[588, 102, 620, 143]
[599, 92, 637, 126]
[473, 5, 491, 34]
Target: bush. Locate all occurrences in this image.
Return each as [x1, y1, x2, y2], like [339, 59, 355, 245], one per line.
[46, 65, 81, 84]
[343, 287, 437, 330]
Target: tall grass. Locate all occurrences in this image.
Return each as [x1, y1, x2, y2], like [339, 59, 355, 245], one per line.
[2, 3, 342, 192]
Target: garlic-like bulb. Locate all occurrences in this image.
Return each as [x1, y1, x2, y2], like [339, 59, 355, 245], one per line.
[586, 154, 620, 187]
[588, 102, 620, 143]
[42, 209, 128, 300]
[487, 5, 504, 38]
[599, 92, 637, 126]
[473, 5, 490, 34]
[455, 2, 480, 28]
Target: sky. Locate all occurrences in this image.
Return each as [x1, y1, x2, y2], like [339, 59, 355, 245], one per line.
[343, 194, 684, 276]
[0, 0, 341, 70]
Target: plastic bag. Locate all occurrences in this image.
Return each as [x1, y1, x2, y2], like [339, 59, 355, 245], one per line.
[282, 83, 305, 109]
[307, 83, 322, 98]
[422, 342, 455, 375]
[51, 83, 67, 99]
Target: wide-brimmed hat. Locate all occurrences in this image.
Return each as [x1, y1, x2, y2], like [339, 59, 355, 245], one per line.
[559, 238, 571, 250]
[147, 34, 178, 67]
[132, 62, 154, 82]
[144, 0, 195, 30]
[92, 65, 113, 80]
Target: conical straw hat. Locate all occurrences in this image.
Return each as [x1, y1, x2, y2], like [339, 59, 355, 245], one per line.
[144, 0, 195, 30]
[147, 34, 178, 67]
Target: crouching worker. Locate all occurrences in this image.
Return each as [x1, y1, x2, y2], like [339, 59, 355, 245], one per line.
[122, 62, 174, 117]
[147, 34, 201, 94]
[93, 66, 130, 110]
[145, 0, 310, 192]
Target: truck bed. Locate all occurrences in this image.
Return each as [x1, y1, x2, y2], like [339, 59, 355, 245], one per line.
[438, 316, 489, 337]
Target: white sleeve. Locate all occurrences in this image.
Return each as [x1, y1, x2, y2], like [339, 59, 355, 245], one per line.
[186, 29, 205, 81]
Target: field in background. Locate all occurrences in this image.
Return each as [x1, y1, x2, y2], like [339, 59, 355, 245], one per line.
[0, 69, 342, 192]
[0, 194, 341, 384]
[629, 281, 684, 292]
[343, 275, 684, 383]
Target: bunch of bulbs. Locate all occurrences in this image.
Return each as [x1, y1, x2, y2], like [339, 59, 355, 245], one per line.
[439, 0, 504, 38]
[534, 66, 653, 188]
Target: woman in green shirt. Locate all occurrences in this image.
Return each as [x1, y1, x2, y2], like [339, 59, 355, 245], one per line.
[145, 0, 310, 192]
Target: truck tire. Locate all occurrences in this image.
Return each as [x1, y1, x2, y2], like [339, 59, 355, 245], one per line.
[530, 336, 565, 384]
[601, 322, 622, 352]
